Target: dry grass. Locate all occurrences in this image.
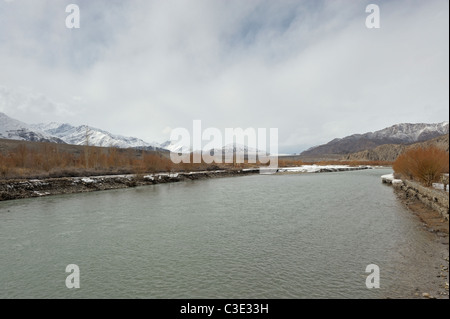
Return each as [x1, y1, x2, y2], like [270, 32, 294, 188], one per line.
[0, 139, 395, 180]
[0, 142, 260, 179]
[0, 143, 174, 179]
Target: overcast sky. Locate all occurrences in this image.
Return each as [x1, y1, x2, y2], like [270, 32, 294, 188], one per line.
[0, 0, 448, 153]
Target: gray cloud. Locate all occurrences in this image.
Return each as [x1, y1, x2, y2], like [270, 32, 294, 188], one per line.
[0, 0, 448, 153]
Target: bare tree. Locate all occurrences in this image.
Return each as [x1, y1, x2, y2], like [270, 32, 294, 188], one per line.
[84, 125, 92, 168]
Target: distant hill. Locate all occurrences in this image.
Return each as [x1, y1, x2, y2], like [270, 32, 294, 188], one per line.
[301, 122, 449, 157]
[344, 134, 449, 162]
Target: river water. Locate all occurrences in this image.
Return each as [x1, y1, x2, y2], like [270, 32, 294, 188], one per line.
[0, 168, 444, 298]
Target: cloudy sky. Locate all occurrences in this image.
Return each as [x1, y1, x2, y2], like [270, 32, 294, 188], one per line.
[0, 0, 448, 153]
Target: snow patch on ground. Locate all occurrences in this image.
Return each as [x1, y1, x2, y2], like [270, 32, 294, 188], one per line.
[381, 173, 394, 181]
[33, 191, 50, 196]
[432, 183, 450, 192]
[278, 165, 369, 173]
[381, 173, 403, 185]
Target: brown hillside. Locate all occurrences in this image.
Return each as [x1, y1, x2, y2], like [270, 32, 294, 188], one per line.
[344, 134, 449, 162]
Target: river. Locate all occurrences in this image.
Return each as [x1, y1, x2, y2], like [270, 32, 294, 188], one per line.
[0, 168, 445, 298]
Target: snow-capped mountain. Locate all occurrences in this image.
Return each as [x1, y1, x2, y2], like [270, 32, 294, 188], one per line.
[1, 112, 163, 150]
[0, 112, 65, 143]
[160, 140, 192, 153]
[301, 122, 449, 156]
[4, 111, 448, 156]
[31, 122, 160, 149]
[160, 140, 266, 155]
[212, 143, 264, 156]
[366, 122, 449, 143]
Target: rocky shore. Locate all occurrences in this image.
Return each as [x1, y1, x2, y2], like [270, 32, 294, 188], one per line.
[382, 176, 449, 299]
[0, 165, 373, 202]
[396, 189, 449, 299]
[0, 169, 260, 201]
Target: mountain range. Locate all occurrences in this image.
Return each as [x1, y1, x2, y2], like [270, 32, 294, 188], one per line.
[1, 112, 449, 158]
[30, 122, 161, 150]
[344, 133, 449, 162]
[0, 112, 265, 155]
[1, 112, 165, 151]
[1, 112, 64, 144]
[301, 122, 449, 157]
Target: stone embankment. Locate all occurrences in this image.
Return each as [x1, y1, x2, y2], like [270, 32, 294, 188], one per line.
[399, 180, 449, 221]
[382, 174, 449, 221]
[382, 173, 449, 299]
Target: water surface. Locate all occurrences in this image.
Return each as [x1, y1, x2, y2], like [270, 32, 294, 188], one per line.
[0, 169, 442, 298]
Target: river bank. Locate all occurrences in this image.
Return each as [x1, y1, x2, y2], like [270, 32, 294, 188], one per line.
[0, 169, 261, 201]
[0, 165, 373, 202]
[396, 189, 449, 299]
[382, 175, 449, 299]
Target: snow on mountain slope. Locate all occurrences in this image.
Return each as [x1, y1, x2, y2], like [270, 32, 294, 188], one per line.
[32, 122, 160, 149]
[368, 122, 449, 142]
[301, 122, 449, 156]
[160, 140, 266, 155]
[0, 112, 65, 143]
[160, 140, 192, 153]
[2, 112, 162, 149]
[31, 122, 74, 134]
[213, 143, 264, 155]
